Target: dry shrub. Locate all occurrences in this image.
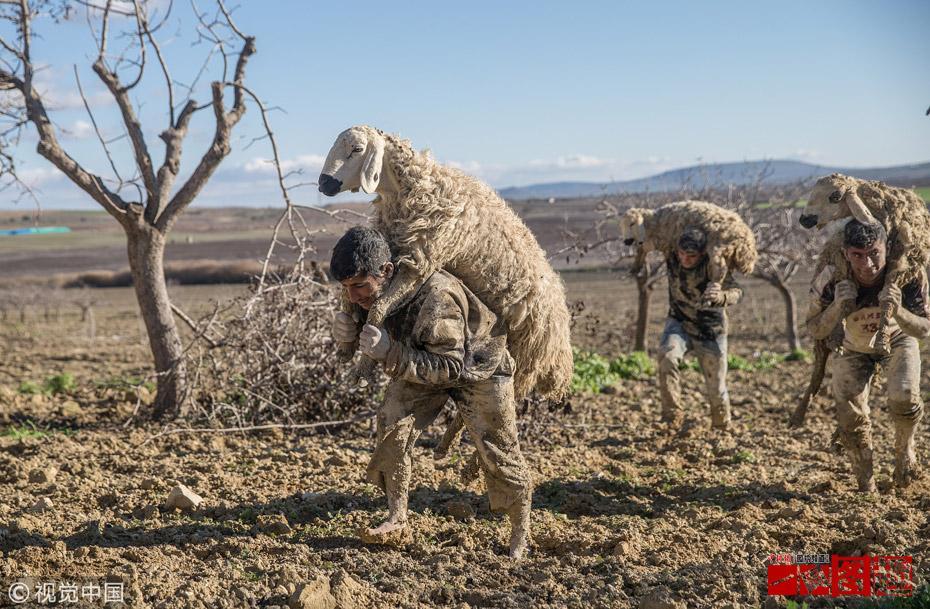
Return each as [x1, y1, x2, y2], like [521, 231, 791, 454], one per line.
[187, 267, 385, 427]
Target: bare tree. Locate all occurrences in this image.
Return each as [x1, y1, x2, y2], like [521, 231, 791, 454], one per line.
[551, 189, 673, 353]
[734, 187, 822, 353]
[0, 1, 255, 417]
[630, 250, 666, 351]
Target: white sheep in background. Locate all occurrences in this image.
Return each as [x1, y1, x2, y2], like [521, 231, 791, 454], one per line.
[318, 125, 574, 401]
[618, 200, 757, 303]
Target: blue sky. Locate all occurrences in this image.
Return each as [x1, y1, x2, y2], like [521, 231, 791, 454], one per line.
[1, 0, 928, 210]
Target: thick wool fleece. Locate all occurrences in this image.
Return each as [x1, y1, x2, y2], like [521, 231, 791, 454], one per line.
[621, 200, 757, 283]
[327, 126, 573, 399]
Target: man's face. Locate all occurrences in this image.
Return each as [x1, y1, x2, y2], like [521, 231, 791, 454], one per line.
[844, 240, 886, 286]
[339, 263, 393, 310]
[676, 247, 704, 270]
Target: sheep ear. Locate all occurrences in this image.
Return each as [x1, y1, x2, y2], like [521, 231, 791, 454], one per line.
[360, 137, 385, 194]
[843, 191, 875, 225]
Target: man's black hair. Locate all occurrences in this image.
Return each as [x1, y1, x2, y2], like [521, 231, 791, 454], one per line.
[677, 227, 707, 253]
[843, 219, 887, 250]
[329, 226, 392, 281]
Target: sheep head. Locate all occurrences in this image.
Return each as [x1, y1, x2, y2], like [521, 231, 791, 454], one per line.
[619, 208, 652, 248]
[800, 173, 876, 230]
[318, 125, 386, 196]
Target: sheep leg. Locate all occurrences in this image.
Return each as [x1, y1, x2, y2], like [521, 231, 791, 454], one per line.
[874, 258, 907, 354]
[630, 246, 646, 277]
[701, 252, 727, 307]
[843, 190, 877, 226]
[348, 262, 430, 384]
[434, 407, 465, 460]
[336, 291, 360, 363]
[789, 339, 829, 428]
[460, 450, 482, 485]
[873, 302, 895, 355]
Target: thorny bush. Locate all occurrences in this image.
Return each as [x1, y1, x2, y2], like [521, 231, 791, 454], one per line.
[187, 268, 385, 428]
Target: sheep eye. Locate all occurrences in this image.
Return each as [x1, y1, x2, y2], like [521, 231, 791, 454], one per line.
[828, 190, 843, 203]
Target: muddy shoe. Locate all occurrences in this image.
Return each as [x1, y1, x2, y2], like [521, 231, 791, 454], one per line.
[853, 451, 876, 493]
[711, 403, 731, 430]
[893, 457, 920, 488]
[509, 530, 529, 560]
[660, 411, 682, 427]
[893, 423, 920, 488]
[358, 521, 412, 546]
[856, 476, 877, 493]
[507, 500, 531, 560]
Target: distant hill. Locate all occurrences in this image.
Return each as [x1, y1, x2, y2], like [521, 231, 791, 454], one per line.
[497, 160, 930, 200]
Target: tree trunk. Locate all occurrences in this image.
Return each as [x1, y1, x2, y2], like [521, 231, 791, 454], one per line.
[126, 225, 188, 418]
[634, 264, 653, 352]
[773, 278, 801, 352]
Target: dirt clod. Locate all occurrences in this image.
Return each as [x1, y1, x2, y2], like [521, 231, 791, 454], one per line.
[288, 574, 336, 609]
[257, 513, 292, 535]
[164, 483, 203, 511]
[28, 497, 53, 513]
[28, 466, 57, 484]
[357, 524, 413, 546]
[445, 500, 475, 521]
[639, 586, 685, 609]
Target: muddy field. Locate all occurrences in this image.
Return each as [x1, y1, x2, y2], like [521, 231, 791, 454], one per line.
[1, 272, 929, 608]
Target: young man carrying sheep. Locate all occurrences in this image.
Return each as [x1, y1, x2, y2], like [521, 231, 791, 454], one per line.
[806, 219, 929, 492]
[657, 227, 743, 429]
[329, 226, 533, 558]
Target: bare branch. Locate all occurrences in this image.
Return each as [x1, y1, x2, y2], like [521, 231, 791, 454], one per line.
[92, 57, 157, 205]
[73, 63, 124, 184]
[0, 4, 129, 221]
[134, 0, 175, 124]
[156, 31, 255, 232]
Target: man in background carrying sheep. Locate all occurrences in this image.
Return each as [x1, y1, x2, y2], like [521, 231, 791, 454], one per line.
[329, 226, 533, 559]
[806, 219, 929, 492]
[657, 227, 743, 429]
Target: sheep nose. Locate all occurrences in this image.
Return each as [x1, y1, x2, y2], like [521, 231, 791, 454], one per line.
[799, 214, 818, 229]
[318, 174, 342, 196]
[623, 238, 635, 246]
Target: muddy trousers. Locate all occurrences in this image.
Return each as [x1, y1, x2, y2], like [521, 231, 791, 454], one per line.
[366, 374, 532, 520]
[657, 318, 731, 428]
[831, 333, 924, 491]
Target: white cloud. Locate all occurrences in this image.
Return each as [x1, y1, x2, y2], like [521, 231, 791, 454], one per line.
[31, 67, 114, 112]
[446, 160, 482, 173]
[524, 154, 611, 170]
[16, 166, 65, 188]
[62, 120, 95, 140]
[791, 148, 822, 161]
[443, 154, 681, 188]
[77, 0, 172, 20]
[244, 154, 326, 176]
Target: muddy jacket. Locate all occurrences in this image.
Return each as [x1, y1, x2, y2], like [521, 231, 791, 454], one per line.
[380, 270, 513, 386]
[666, 255, 742, 341]
[809, 266, 929, 354]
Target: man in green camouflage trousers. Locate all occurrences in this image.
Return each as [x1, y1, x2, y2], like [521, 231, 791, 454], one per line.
[329, 226, 533, 558]
[657, 227, 743, 429]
